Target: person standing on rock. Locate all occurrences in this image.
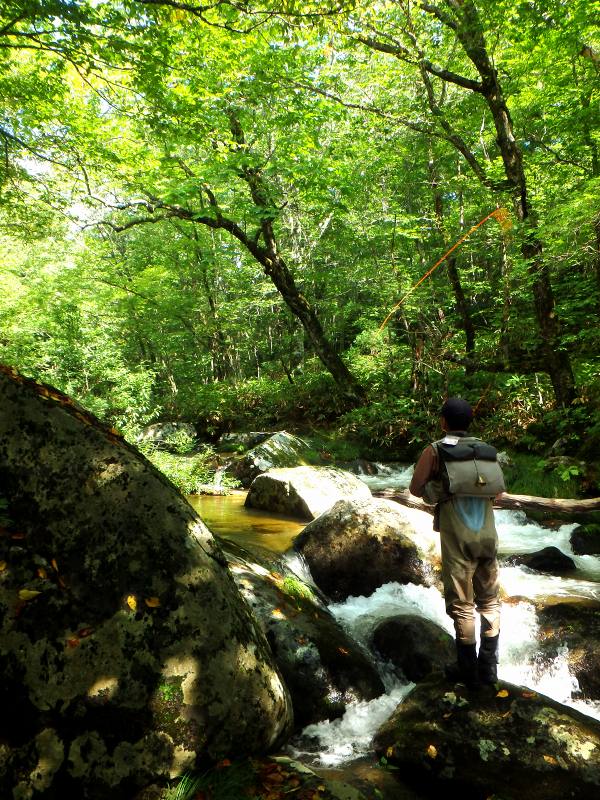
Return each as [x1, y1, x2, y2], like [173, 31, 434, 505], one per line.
[409, 397, 505, 688]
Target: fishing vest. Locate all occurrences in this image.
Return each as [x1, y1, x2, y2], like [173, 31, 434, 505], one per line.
[423, 434, 506, 504]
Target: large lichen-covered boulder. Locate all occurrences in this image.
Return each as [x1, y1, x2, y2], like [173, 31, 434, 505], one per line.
[0, 367, 292, 799]
[226, 431, 314, 488]
[373, 675, 600, 800]
[245, 466, 372, 521]
[222, 540, 384, 729]
[293, 498, 439, 601]
[536, 603, 600, 700]
[371, 615, 454, 682]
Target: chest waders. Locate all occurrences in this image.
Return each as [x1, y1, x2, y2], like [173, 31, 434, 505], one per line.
[425, 434, 503, 687]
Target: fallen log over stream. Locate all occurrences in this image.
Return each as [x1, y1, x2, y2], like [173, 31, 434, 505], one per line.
[376, 489, 600, 516]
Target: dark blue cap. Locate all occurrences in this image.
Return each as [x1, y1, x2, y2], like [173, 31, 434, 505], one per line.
[441, 397, 473, 430]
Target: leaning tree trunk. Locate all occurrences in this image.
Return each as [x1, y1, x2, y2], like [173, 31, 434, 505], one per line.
[0, 364, 292, 799]
[227, 111, 366, 404]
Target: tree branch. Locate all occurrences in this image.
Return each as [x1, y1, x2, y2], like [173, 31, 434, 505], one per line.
[420, 2, 459, 31]
[422, 59, 483, 92]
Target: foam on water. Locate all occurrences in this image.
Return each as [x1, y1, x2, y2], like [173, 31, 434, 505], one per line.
[500, 565, 600, 602]
[496, 509, 600, 579]
[356, 464, 414, 492]
[292, 681, 413, 767]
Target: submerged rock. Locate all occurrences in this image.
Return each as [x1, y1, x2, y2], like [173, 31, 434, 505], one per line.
[371, 615, 453, 682]
[294, 498, 439, 602]
[373, 675, 600, 800]
[245, 466, 372, 521]
[221, 540, 384, 729]
[225, 431, 314, 488]
[0, 368, 292, 799]
[503, 546, 576, 575]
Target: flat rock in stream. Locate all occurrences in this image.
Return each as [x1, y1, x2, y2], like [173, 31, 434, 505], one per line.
[373, 675, 600, 800]
[245, 466, 372, 521]
[294, 498, 440, 602]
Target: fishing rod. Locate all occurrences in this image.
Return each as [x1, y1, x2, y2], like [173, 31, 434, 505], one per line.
[379, 207, 512, 331]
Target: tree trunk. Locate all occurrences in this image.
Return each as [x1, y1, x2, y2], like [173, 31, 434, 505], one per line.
[226, 111, 366, 404]
[446, 255, 475, 362]
[447, 0, 575, 406]
[378, 488, 600, 516]
[264, 252, 365, 400]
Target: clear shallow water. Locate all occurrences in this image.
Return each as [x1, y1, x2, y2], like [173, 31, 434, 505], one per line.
[189, 481, 600, 766]
[188, 491, 304, 552]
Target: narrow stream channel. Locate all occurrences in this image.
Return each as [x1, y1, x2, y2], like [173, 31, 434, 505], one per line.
[189, 475, 600, 771]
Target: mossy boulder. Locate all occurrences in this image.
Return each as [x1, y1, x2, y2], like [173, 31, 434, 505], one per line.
[245, 466, 372, 521]
[0, 367, 292, 799]
[293, 498, 439, 602]
[225, 431, 315, 488]
[373, 675, 600, 800]
[222, 540, 384, 729]
[571, 524, 600, 555]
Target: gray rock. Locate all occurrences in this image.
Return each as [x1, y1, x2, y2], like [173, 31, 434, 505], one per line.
[371, 615, 454, 682]
[497, 450, 514, 469]
[222, 540, 384, 729]
[294, 498, 439, 602]
[373, 674, 600, 800]
[136, 422, 197, 452]
[245, 466, 372, 521]
[226, 431, 314, 488]
[0, 371, 292, 799]
[218, 431, 272, 449]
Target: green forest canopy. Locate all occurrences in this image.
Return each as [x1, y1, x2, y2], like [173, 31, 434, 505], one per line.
[1, 0, 599, 457]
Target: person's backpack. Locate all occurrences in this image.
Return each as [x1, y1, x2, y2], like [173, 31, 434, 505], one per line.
[428, 435, 505, 500]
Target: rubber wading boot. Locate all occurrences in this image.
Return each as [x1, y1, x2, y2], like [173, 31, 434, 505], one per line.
[478, 634, 499, 684]
[444, 641, 479, 688]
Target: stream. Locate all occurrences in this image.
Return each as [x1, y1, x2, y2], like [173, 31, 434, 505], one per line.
[188, 467, 600, 773]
